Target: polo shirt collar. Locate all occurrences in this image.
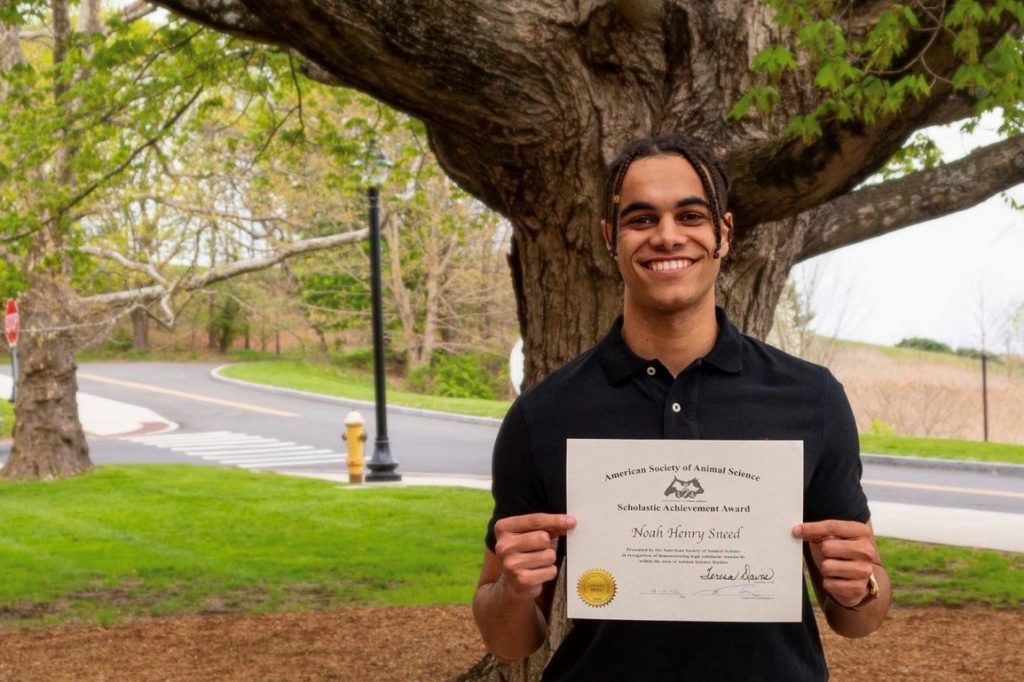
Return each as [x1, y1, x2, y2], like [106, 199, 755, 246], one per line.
[598, 306, 743, 384]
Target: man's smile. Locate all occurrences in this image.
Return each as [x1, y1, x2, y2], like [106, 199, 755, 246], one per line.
[643, 257, 699, 272]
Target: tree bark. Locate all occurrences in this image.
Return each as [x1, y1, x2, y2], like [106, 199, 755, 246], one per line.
[1, 274, 92, 481]
[131, 307, 150, 350]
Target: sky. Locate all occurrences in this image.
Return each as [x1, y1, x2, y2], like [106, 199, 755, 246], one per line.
[792, 114, 1024, 352]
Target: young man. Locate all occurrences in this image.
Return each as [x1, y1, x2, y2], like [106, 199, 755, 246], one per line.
[473, 133, 890, 680]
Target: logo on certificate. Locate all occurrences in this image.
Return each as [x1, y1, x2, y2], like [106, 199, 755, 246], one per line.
[664, 476, 704, 499]
[577, 568, 616, 607]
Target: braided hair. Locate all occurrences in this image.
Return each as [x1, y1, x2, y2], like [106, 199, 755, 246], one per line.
[602, 133, 731, 258]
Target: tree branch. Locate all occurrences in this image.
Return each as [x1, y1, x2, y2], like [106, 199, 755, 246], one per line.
[798, 135, 1024, 262]
[59, 87, 203, 218]
[147, 0, 279, 42]
[79, 228, 369, 322]
[151, 0, 561, 140]
[79, 246, 170, 287]
[726, 9, 1019, 226]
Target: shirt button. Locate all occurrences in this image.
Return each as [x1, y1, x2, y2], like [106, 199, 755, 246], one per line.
[671, 402, 681, 413]
[646, 366, 656, 376]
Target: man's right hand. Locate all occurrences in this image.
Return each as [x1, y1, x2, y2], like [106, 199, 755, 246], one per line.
[493, 513, 577, 599]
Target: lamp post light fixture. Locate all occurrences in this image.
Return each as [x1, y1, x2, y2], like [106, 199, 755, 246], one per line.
[361, 141, 401, 482]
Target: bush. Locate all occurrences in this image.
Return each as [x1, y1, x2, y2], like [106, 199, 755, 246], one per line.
[868, 419, 895, 436]
[896, 337, 952, 354]
[104, 326, 134, 353]
[954, 347, 999, 361]
[405, 352, 509, 400]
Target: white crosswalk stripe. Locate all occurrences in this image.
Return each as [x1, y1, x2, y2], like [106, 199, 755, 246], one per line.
[122, 431, 346, 470]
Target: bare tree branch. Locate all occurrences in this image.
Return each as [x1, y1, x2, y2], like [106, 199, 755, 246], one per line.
[80, 228, 369, 323]
[79, 246, 170, 287]
[799, 135, 1024, 261]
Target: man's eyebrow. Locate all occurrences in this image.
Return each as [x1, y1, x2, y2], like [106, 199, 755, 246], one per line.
[619, 196, 711, 217]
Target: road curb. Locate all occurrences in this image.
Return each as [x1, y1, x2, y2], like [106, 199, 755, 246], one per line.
[210, 365, 503, 427]
[861, 453, 1024, 478]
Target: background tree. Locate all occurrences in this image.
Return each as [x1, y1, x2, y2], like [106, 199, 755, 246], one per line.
[152, 0, 1024, 389]
[0, 3, 366, 480]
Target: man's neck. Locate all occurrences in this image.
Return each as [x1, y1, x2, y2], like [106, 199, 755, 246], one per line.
[621, 300, 719, 377]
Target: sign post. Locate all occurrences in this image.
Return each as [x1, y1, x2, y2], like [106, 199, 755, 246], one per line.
[5, 298, 18, 403]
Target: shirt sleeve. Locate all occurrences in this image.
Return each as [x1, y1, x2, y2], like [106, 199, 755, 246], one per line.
[485, 398, 549, 552]
[805, 370, 870, 524]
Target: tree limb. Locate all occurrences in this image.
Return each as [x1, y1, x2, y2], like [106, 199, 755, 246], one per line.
[798, 135, 1024, 261]
[147, 0, 278, 42]
[79, 246, 170, 287]
[79, 228, 369, 322]
[59, 87, 203, 218]
[727, 11, 1020, 226]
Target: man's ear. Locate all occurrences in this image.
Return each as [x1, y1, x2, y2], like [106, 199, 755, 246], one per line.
[718, 212, 733, 259]
[601, 219, 614, 253]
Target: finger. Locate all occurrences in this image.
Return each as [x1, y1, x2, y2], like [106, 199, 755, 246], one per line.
[817, 538, 879, 563]
[494, 529, 558, 557]
[819, 558, 872, 580]
[793, 519, 871, 542]
[504, 547, 558, 573]
[495, 513, 577, 537]
[501, 565, 559, 597]
[821, 577, 870, 607]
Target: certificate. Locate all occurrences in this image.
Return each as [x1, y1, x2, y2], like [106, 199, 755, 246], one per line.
[566, 439, 804, 622]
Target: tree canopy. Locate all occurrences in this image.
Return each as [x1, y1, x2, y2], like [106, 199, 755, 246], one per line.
[151, 0, 1024, 384]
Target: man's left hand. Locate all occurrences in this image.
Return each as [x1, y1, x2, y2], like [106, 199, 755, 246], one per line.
[793, 519, 880, 608]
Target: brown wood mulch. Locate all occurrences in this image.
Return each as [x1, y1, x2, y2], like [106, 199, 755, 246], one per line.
[1, 606, 1021, 681]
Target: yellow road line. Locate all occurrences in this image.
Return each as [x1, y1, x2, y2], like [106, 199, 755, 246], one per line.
[78, 373, 297, 417]
[863, 478, 1024, 500]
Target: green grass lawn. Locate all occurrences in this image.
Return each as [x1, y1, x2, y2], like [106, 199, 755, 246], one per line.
[0, 398, 12, 438]
[219, 361, 512, 419]
[0, 465, 490, 627]
[0, 466, 1020, 630]
[860, 434, 1024, 466]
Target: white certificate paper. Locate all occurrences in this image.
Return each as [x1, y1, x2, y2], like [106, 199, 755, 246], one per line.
[567, 439, 804, 622]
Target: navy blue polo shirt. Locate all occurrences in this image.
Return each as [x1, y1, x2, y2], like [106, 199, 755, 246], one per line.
[486, 308, 869, 681]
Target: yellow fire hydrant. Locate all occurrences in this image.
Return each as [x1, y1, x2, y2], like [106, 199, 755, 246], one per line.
[343, 411, 367, 485]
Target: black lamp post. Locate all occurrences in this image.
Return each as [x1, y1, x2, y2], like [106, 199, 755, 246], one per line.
[362, 143, 401, 482]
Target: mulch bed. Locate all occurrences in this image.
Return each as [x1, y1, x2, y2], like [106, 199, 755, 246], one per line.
[1, 606, 1021, 681]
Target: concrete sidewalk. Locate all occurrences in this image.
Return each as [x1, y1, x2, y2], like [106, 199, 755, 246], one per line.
[0, 375, 177, 438]
[1, 373, 1020, 553]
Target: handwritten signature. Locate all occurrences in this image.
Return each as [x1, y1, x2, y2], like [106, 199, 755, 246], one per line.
[693, 584, 775, 600]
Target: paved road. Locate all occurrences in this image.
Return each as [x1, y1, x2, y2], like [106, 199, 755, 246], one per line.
[2, 362, 1023, 520]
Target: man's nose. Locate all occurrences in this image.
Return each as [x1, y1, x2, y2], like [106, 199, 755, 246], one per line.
[651, 214, 685, 248]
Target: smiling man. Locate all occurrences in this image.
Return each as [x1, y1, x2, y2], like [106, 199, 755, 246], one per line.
[473, 133, 891, 680]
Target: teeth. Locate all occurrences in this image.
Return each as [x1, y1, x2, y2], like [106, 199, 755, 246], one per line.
[649, 259, 694, 272]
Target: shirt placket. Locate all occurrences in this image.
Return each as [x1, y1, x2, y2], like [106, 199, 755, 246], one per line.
[664, 359, 702, 438]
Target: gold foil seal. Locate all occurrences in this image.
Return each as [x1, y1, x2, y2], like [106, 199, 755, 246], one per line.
[577, 568, 616, 607]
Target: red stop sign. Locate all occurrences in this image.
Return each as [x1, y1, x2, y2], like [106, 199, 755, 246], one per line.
[5, 298, 18, 348]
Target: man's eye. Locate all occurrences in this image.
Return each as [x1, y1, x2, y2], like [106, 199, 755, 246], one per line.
[678, 212, 708, 224]
[623, 215, 656, 226]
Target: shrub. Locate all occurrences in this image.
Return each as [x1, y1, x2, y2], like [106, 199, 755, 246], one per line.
[431, 353, 497, 399]
[896, 337, 952, 354]
[868, 419, 895, 436]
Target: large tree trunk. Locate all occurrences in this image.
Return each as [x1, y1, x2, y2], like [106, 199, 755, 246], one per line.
[1, 274, 92, 481]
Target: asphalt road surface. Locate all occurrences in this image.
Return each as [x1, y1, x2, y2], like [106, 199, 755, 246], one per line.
[2, 362, 1022, 517]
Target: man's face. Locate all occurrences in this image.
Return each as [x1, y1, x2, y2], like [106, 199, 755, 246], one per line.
[603, 154, 732, 317]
